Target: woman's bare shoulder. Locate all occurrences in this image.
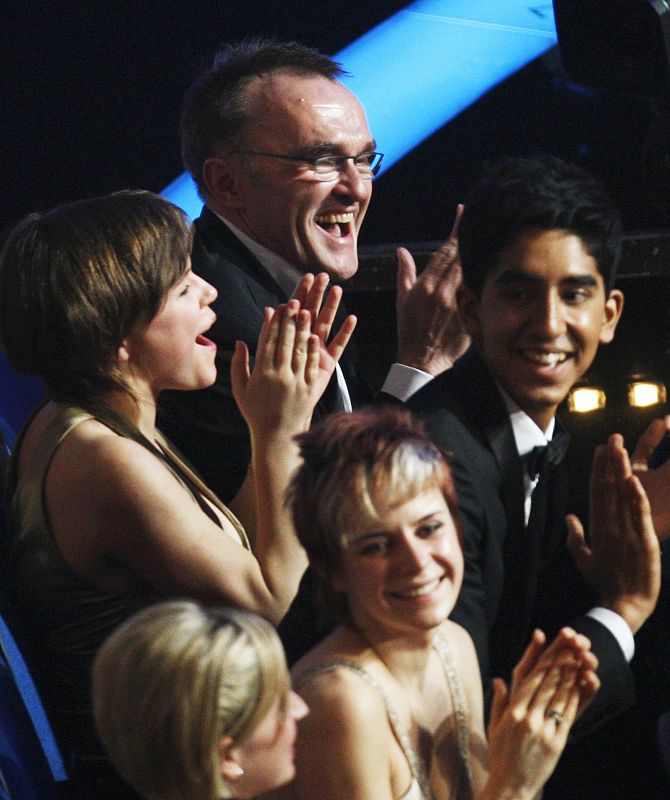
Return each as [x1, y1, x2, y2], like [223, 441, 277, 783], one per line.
[292, 630, 386, 719]
[440, 619, 478, 660]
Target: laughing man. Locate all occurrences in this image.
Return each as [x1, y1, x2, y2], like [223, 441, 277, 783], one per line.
[159, 39, 467, 503]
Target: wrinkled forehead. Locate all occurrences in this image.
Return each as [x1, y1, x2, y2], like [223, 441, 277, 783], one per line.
[243, 71, 374, 151]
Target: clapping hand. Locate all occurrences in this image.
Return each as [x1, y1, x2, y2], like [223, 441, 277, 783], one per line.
[566, 433, 661, 634]
[231, 298, 356, 438]
[486, 628, 599, 800]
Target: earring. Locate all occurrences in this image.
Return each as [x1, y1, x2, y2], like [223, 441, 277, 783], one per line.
[229, 765, 244, 779]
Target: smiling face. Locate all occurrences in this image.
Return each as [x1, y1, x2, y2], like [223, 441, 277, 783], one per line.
[227, 690, 308, 798]
[332, 487, 464, 638]
[459, 229, 623, 430]
[121, 263, 218, 396]
[205, 71, 374, 280]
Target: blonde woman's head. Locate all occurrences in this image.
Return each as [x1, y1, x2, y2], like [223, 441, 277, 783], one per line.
[93, 600, 306, 800]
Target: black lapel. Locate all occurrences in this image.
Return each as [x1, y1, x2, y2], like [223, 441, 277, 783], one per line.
[454, 349, 539, 663]
[195, 207, 289, 304]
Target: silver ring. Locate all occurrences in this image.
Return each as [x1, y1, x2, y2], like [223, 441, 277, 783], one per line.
[547, 708, 564, 724]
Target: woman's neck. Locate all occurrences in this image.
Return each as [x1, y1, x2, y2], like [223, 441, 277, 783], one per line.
[350, 621, 439, 689]
[98, 388, 158, 441]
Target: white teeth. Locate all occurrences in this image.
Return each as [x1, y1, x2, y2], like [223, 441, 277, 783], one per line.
[525, 351, 567, 368]
[314, 212, 353, 225]
[396, 578, 440, 598]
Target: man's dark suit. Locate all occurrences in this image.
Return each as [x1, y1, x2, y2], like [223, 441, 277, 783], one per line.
[407, 346, 635, 738]
[159, 207, 370, 503]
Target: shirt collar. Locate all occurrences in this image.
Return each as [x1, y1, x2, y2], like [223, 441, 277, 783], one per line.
[497, 383, 555, 459]
[211, 209, 303, 298]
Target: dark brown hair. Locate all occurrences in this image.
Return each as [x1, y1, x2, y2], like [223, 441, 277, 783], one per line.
[0, 190, 192, 403]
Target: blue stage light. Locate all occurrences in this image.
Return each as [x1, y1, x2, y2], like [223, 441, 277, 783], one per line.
[163, 0, 557, 219]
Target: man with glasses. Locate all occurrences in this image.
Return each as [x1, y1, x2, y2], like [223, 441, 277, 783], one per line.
[160, 39, 467, 503]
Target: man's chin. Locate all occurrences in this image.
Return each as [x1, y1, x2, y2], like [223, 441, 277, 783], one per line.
[314, 253, 359, 282]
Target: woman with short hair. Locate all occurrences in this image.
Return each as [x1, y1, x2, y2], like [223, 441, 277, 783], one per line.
[0, 190, 352, 795]
[274, 406, 605, 800]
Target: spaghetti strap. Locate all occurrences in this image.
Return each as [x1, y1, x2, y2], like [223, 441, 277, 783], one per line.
[296, 659, 434, 800]
[433, 634, 473, 800]
[296, 635, 474, 800]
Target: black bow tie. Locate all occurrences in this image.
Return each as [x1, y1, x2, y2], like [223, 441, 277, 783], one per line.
[526, 430, 571, 480]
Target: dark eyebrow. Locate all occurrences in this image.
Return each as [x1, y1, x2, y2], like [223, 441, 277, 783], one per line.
[351, 509, 443, 544]
[494, 270, 599, 288]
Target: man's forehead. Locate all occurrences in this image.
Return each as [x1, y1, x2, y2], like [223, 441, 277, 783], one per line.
[488, 229, 603, 283]
[247, 71, 370, 131]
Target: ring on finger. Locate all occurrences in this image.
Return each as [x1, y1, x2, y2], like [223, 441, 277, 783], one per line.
[546, 708, 564, 724]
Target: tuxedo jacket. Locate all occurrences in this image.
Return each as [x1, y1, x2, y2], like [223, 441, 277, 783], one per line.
[407, 346, 635, 737]
[159, 207, 371, 502]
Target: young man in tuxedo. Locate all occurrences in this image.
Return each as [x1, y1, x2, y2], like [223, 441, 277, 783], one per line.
[408, 155, 659, 750]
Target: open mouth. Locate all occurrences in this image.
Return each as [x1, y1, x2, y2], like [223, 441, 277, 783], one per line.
[314, 212, 353, 238]
[520, 350, 570, 369]
[195, 333, 216, 350]
[389, 576, 442, 599]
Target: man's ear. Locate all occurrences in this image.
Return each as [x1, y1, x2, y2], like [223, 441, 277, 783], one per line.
[202, 157, 247, 210]
[218, 736, 245, 783]
[456, 285, 482, 340]
[599, 288, 624, 345]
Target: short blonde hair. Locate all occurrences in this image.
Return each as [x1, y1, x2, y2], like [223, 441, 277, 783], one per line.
[287, 406, 461, 621]
[92, 601, 289, 800]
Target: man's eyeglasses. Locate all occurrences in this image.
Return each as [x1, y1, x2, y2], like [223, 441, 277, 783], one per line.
[233, 151, 384, 182]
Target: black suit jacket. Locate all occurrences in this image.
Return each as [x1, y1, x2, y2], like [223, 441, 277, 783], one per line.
[159, 207, 370, 502]
[407, 346, 635, 738]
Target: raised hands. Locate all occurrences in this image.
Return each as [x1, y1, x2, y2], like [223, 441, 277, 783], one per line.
[484, 628, 599, 800]
[231, 281, 356, 438]
[567, 433, 661, 634]
[291, 271, 345, 349]
[228, 287, 354, 614]
[395, 204, 470, 375]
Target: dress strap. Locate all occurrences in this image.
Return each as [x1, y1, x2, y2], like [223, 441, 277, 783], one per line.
[296, 660, 434, 800]
[9, 401, 250, 552]
[433, 634, 473, 800]
[154, 431, 250, 550]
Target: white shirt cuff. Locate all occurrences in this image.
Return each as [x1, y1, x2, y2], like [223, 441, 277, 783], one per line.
[381, 363, 434, 402]
[335, 362, 353, 412]
[587, 607, 635, 662]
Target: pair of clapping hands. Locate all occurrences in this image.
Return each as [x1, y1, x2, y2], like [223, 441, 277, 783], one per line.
[231, 274, 356, 436]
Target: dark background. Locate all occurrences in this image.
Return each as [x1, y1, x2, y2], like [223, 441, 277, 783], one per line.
[5, 1, 670, 243]
[7, 0, 670, 453]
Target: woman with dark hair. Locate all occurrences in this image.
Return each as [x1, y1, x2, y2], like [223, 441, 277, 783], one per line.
[0, 190, 353, 795]
[274, 406, 606, 800]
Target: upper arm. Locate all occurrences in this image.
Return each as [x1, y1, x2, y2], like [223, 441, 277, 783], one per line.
[46, 432, 279, 619]
[290, 671, 396, 800]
